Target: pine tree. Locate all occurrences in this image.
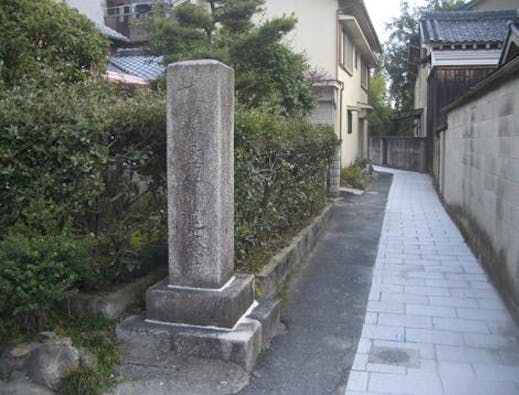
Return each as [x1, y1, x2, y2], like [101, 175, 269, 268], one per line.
[146, 0, 315, 116]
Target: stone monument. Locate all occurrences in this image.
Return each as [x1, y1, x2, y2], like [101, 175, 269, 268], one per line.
[116, 60, 280, 372]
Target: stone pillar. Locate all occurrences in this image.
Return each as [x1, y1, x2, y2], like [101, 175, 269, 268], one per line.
[146, 60, 254, 329]
[167, 59, 234, 289]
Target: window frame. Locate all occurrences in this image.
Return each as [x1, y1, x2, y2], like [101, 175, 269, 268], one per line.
[360, 59, 369, 91]
[341, 31, 354, 74]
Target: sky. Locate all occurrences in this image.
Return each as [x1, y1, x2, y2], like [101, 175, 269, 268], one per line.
[364, 0, 428, 44]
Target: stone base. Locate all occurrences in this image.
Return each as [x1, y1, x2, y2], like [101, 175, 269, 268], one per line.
[146, 274, 254, 329]
[116, 299, 281, 372]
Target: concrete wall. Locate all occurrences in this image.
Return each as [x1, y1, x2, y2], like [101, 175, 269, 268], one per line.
[369, 137, 427, 172]
[440, 72, 519, 319]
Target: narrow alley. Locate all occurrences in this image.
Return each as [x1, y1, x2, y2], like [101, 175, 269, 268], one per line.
[346, 168, 519, 395]
[241, 167, 519, 395]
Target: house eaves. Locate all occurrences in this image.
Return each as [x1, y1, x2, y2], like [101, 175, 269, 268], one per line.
[95, 22, 129, 42]
[458, 0, 481, 10]
[339, 15, 378, 67]
[108, 49, 165, 81]
[431, 49, 502, 67]
[338, 0, 382, 54]
[499, 21, 519, 65]
[421, 10, 517, 45]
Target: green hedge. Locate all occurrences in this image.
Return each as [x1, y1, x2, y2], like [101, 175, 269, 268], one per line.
[0, 80, 336, 340]
[235, 106, 337, 268]
[0, 230, 94, 341]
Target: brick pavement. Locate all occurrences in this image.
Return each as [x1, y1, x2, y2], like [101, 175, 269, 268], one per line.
[345, 168, 519, 395]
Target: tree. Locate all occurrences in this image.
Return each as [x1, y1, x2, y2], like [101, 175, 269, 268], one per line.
[0, 0, 109, 86]
[146, 0, 315, 116]
[368, 63, 392, 136]
[383, 0, 467, 112]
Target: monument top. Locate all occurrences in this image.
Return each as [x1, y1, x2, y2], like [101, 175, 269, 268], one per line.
[168, 59, 234, 72]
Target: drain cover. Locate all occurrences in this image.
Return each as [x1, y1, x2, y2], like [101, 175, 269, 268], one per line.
[368, 346, 420, 368]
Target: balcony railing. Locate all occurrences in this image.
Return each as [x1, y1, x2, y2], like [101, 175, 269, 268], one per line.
[105, 2, 155, 42]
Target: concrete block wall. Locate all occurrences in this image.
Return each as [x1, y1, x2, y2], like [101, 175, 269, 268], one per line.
[441, 74, 519, 319]
[369, 137, 427, 172]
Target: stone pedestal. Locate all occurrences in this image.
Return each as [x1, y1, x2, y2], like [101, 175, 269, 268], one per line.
[146, 274, 254, 329]
[117, 60, 280, 371]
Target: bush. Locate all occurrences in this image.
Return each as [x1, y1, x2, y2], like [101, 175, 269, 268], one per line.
[0, 78, 168, 287]
[340, 165, 365, 190]
[0, 77, 115, 231]
[85, 88, 168, 285]
[235, 105, 337, 267]
[0, 230, 94, 342]
[0, 0, 109, 86]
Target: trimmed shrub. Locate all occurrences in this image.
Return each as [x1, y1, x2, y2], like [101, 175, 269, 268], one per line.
[235, 105, 337, 267]
[0, 230, 94, 341]
[0, 77, 115, 231]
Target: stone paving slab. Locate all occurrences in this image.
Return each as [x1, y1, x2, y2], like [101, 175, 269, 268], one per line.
[345, 167, 519, 395]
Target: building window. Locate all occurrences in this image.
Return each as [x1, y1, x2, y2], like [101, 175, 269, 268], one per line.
[361, 60, 369, 90]
[355, 50, 359, 69]
[347, 110, 353, 134]
[342, 32, 353, 73]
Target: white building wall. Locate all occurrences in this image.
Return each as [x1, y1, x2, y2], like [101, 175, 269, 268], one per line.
[261, 0, 337, 77]
[64, 0, 106, 25]
[260, 0, 377, 166]
[338, 49, 369, 165]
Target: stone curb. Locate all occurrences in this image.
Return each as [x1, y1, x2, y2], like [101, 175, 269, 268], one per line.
[255, 203, 335, 299]
[69, 268, 167, 320]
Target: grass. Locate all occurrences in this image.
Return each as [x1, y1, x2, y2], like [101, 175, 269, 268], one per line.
[236, 212, 318, 274]
[53, 314, 120, 395]
[340, 164, 366, 190]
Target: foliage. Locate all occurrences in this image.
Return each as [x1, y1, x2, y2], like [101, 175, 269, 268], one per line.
[85, 88, 168, 286]
[0, 0, 109, 86]
[340, 165, 365, 190]
[368, 64, 392, 136]
[383, 1, 420, 112]
[234, 105, 337, 268]
[146, 0, 315, 116]
[0, 76, 114, 232]
[0, 230, 94, 341]
[58, 316, 120, 395]
[383, 0, 467, 112]
[0, 75, 168, 288]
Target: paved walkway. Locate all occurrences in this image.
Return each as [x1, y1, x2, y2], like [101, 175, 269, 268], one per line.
[346, 168, 519, 395]
[240, 172, 393, 395]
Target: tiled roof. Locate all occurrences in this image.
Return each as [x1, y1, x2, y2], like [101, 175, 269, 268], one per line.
[458, 0, 480, 10]
[421, 10, 518, 44]
[95, 22, 129, 42]
[108, 49, 165, 81]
